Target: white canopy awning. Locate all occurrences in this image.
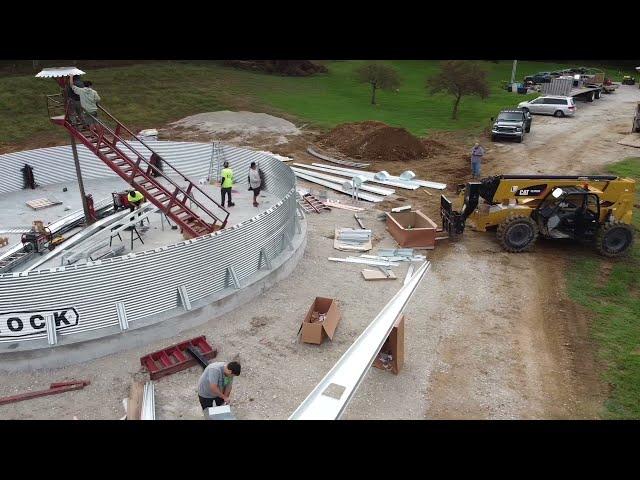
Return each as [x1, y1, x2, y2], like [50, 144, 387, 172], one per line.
[35, 67, 85, 78]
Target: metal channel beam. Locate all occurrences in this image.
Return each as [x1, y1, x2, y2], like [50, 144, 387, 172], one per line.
[311, 163, 446, 190]
[295, 163, 417, 191]
[289, 260, 431, 420]
[290, 166, 395, 196]
[293, 171, 384, 203]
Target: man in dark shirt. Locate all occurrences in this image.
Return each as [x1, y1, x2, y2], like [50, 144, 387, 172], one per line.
[67, 75, 84, 124]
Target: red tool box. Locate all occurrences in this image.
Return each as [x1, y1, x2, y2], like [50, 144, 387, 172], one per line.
[140, 336, 217, 380]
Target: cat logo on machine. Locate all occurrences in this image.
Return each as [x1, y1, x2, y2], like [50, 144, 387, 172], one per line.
[0, 308, 79, 338]
[514, 184, 547, 197]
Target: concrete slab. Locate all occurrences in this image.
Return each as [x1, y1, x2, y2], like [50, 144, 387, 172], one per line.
[0, 176, 279, 271]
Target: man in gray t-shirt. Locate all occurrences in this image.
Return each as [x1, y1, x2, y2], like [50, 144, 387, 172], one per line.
[197, 361, 241, 410]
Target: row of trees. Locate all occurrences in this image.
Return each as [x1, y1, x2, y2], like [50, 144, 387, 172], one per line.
[355, 61, 490, 120]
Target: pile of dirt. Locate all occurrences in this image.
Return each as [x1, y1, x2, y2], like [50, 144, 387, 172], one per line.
[318, 121, 429, 162]
[223, 60, 328, 77]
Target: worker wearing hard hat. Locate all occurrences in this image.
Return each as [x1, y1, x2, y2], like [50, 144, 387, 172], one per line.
[220, 161, 235, 208]
[127, 190, 145, 212]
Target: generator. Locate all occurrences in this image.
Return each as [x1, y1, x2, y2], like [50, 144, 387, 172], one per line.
[112, 190, 132, 211]
[21, 227, 53, 253]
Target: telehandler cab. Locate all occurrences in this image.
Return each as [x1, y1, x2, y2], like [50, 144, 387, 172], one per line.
[441, 175, 636, 257]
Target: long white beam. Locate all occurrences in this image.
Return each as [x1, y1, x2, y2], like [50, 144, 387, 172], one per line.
[289, 260, 431, 420]
[290, 166, 394, 196]
[303, 163, 420, 190]
[293, 171, 385, 203]
[311, 163, 447, 190]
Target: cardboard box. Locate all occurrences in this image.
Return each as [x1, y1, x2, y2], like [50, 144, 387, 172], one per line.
[298, 297, 341, 345]
[386, 210, 437, 249]
[372, 314, 405, 375]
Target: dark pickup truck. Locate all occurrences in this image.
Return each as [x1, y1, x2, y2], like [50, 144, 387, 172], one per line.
[491, 109, 533, 143]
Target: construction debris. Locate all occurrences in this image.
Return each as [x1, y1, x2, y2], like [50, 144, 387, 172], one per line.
[310, 163, 446, 190]
[354, 214, 365, 229]
[404, 264, 415, 285]
[0, 237, 8, 247]
[296, 191, 331, 214]
[334, 228, 372, 252]
[360, 253, 426, 262]
[293, 169, 385, 203]
[292, 166, 394, 196]
[0, 380, 90, 406]
[328, 256, 400, 267]
[391, 205, 412, 213]
[126, 380, 144, 420]
[323, 200, 364, 211]
[26, 197, 63, 210]
[361, 269, 398, 280]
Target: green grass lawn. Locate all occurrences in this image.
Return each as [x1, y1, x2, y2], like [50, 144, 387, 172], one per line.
[566, 157, 640, 419]
[2, 60, 633, 148]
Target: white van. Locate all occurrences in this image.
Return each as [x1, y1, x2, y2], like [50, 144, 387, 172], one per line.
[518, 96, 576, 117]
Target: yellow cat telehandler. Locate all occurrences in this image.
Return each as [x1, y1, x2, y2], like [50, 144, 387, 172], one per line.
[441, 174, 636, 257]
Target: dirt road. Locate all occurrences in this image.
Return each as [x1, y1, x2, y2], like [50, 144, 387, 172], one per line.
[487, 85, 640, 175]
[421, 85, 640, 419]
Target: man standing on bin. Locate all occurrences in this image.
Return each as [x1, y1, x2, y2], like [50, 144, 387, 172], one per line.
[197, 361, 241, 410]
[220, 161, 235, 208]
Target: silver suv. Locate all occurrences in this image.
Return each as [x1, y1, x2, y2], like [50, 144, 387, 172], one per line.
[518, 96, 576, 117]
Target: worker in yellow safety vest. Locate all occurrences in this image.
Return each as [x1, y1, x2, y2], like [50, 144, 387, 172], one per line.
[127, 190, 145, 212]
[220, 161, 235, 208]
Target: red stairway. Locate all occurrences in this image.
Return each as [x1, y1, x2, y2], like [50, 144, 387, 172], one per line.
[46, 94, 229, 238]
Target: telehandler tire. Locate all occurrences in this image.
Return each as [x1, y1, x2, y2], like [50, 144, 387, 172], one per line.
[496, 215, 539, 252]
[596, 221, 635, 257]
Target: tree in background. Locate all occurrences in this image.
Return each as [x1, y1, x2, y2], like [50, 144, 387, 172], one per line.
[426, 61, 490, 120]
[355, 63, 401, 105]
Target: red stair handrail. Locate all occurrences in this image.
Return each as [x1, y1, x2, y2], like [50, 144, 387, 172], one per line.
[47, 93, 230, 231]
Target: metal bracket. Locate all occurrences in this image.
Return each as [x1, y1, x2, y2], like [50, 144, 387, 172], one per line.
[116, 301, 129, 331]
[45, 314, 57, 345]
[178, 285, 192, 311]
[280, 231, 293, 253]
[258, 247, 272, 271]
[225, 266, 240, 289]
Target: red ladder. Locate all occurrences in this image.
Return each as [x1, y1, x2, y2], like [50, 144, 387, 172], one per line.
[46, 94, 229, 238]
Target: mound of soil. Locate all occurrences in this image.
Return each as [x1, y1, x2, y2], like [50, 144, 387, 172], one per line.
[318, 121, 429, 162]
[223, 60, 328, 77]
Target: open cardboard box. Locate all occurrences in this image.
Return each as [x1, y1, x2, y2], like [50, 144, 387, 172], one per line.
[298, 297, 341, 345]
[372, 314, 405, 375]
[386, 210, 437, 249]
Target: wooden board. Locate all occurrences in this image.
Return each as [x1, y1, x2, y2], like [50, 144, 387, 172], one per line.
[361, 269, 398, 280]
[617, 134, 640, 148]
[26, 198, 62, 210]
[126, 380, 144, 420]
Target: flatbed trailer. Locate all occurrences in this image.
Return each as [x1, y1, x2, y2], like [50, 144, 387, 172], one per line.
[568, 85, 602, 102]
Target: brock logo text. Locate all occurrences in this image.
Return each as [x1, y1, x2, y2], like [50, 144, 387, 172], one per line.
[0, 309, 79, 338]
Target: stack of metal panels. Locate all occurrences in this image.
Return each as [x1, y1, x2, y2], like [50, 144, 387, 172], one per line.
[336, 228, 372, 245]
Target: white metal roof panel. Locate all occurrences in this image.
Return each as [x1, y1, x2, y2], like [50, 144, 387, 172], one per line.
[35, 67, 86, 78]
